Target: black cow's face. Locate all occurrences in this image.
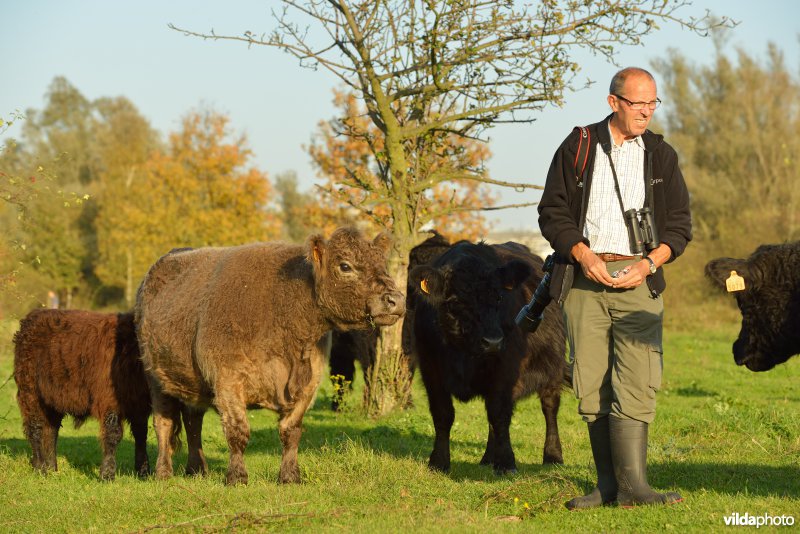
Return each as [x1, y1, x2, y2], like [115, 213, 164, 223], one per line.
[410, 256, 531, 354]
[706, 249, 799, 372]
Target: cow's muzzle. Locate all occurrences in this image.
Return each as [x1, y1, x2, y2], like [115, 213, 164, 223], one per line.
[369, 290, 405, 326]
[480, 335, 504, 353]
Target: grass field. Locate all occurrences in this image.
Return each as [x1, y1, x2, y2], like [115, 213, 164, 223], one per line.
[0, 322, 797, 533]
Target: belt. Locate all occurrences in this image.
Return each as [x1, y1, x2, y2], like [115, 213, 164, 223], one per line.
[596, 253, 637, 262]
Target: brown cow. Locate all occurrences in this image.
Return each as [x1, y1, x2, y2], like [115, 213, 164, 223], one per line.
[13, 309, 153, 480]
[135, 227, 405, 485]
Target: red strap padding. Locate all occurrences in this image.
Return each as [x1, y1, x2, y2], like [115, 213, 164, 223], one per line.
[573, 126, 590, 181]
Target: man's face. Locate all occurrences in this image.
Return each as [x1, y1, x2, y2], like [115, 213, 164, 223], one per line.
[608, 73, 657, 141]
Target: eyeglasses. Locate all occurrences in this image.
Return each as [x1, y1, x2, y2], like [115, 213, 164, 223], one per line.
[613, 94, 662, 111]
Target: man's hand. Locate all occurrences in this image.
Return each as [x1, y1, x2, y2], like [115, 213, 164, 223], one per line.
[610, 243, 672, 289]
[571, 243, 615, 287]
[610, 260, 649, 289]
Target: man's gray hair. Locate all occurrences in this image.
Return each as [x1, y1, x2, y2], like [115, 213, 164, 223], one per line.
[609, 67, 656, 95]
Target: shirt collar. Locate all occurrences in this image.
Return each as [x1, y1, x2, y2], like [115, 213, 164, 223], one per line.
[606, 122, 644, 150]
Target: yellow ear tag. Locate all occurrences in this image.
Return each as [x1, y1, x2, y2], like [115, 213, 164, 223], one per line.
[420, 278, 430, 294]
[312, 247, 321, 263]
[725, 270, 745, 292]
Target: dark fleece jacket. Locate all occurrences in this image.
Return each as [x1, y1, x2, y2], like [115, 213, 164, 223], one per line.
[538, 115, 692, 302]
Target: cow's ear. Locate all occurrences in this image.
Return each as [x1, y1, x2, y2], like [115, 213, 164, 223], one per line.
[307, 234, 327, 269]
[372, 232, 392, 254]
[409, 265, 445, 303]
[705, 257, 750, 291]
[497, 260, 533, 290]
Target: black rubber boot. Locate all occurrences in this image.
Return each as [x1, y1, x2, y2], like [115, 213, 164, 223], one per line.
[565, 416, 617, 510]
[609, 416, 682, 507]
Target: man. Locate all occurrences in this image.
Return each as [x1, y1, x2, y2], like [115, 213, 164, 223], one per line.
[538, 67, 691, 508]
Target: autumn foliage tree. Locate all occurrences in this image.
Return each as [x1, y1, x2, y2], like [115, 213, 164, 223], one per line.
[103, 108, 282, 305]
[2, 78, 281, 313]
[91, 96, 161, 306]
[309, 90, 496, 242]
[4, 78, 93, 309]
[172, 0, 732, 414]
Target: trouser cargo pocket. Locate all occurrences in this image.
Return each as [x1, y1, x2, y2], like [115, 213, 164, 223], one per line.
[648, 345, 663, 391]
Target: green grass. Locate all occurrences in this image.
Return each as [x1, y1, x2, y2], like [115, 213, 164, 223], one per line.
[0, 322, 797, 533]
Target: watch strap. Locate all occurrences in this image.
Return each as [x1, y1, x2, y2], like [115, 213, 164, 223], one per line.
[645, 256, 657, 274]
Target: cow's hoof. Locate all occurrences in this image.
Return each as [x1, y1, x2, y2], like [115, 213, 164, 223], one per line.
[493, 466, 518, 476]
[155, 466, 173, 480]
[100, 460, 116, 481]
[226, 470, 248, 486]
[427, 461, 450, 473]
[278, 466, 301, 484]
[543, 453, 564, 465]
[186, 459, 208, 477]
[136, 461, 151, 478]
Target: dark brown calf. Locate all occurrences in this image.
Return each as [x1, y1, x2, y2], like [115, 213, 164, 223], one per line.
[13, 309, 152, 480]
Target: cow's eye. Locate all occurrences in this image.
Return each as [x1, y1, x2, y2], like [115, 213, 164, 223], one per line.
[339, 262, 352, 273]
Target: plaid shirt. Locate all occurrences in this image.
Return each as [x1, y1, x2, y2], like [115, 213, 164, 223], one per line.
[584, 126, 646, 256]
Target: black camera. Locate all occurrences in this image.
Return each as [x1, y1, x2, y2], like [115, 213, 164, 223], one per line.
[623, 207, 659, 255]
[515, 254, 555, 334]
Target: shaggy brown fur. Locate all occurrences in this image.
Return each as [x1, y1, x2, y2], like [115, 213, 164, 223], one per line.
[135, 227, 404, 485]
[13, 309, 153, 480]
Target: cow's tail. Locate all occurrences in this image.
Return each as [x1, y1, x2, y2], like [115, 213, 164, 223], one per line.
[169, 414, 183, 453]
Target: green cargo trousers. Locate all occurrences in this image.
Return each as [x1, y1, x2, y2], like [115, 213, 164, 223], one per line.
[562, 259, 664, 424]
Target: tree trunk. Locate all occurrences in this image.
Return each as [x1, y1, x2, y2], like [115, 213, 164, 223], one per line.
[363, 232, 416, 417]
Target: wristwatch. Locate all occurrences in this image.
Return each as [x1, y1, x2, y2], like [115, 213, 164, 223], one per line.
[645, 256, 657, 275]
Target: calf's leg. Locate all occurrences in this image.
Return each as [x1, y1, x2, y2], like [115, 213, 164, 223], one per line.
[480, 423, 496, 466]
[181, 404, 208, 476]
[129, 412, 150, 478]
[18, 390, 62, 472]
[214, 382, 250, 486]
[277, 342, 326, 484]
[150, 389, 182, 480]
[484, 393, 516, 474]
[99, 411, 123, 481]
[538, 386, 564, 464]
[426, 386, 455, 473]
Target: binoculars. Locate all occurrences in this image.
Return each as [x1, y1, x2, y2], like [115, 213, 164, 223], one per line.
[624, 207, 659, 255]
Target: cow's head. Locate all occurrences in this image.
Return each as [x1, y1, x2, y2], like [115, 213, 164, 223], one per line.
[705, 244, 800, 371]
[409, 244, 532, 354]
[307, 227, 405, 331]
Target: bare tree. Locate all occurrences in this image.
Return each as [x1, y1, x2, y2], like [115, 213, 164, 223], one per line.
[171, 0, 734, 415]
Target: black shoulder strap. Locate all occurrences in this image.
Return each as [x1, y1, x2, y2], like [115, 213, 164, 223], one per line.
[573, 126, 591, 186]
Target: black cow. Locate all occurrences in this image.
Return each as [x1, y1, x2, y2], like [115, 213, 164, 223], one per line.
[706, 241, 800, 371]
[328, 329, 378, 411]
[409, 237, 566, 474]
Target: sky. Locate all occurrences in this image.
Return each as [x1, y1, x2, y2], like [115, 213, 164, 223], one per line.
[1, 1, 798, 232]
